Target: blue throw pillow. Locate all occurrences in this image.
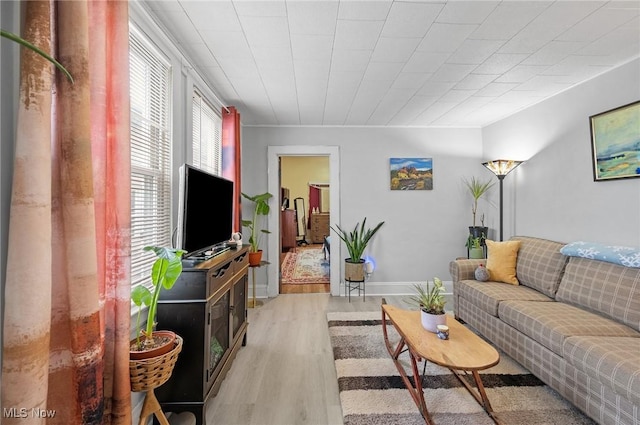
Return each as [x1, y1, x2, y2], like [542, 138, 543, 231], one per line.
[560, 241, 640, 268]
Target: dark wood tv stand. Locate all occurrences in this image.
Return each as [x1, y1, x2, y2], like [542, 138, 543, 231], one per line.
[155, 246, 249, 425]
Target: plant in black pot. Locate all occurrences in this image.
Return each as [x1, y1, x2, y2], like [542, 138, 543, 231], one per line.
[331, 218, 384, 282]
[405, 277, 447, 333]
[463, 176, 494, 242]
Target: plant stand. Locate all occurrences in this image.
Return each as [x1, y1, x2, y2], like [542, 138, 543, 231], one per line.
[248, 261, 269, 308]
[130, 336, 183, 425]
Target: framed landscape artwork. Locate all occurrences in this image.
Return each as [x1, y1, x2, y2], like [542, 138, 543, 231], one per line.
[589, 101, 640, 181]
[390, 158, 433, 190]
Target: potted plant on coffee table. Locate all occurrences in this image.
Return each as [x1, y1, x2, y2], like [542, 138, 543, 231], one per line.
[130, 246, 186, 424]
[405, 277, 447, 333]
[241, 192, 273, 266]
[331, 218, 384, 282]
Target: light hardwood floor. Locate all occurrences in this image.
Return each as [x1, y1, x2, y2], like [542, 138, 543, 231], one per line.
[205, 293, 406, 425]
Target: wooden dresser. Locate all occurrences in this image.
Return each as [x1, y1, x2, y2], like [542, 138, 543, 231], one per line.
[281, 209, 297, 251]
[310, 212, 330, 243]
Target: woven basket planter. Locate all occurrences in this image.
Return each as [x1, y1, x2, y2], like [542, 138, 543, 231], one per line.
[344, 259, 365, 282]
[130, 335, 183, 392]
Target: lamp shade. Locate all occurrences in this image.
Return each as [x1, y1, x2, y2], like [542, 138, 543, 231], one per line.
[482, 159, 523, 177]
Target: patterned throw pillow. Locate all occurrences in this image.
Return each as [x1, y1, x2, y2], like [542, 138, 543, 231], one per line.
[486, 240, 521, 285]
[560, 241, 640, 268]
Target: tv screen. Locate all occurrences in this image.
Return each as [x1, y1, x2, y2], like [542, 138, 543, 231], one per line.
[177, 164, 233, 257]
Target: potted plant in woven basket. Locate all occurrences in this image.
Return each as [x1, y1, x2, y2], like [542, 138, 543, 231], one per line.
[331, 218, 384, 282]
[405, 277, 447, 333]
[130, 246, 186, 392]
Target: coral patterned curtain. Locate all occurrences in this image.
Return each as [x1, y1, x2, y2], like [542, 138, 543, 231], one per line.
[1, 1, 132, 424]
[221, 106, 242, 233]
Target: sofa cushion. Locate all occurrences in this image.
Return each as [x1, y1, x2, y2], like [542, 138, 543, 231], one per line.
[556, 256, 640, 332]
[511, 236, 568, 298]
[455, 280, 552, 317]
[486, 239, 521, 285]
[563, 336, 640, 407]
[498, 300, 640, 355]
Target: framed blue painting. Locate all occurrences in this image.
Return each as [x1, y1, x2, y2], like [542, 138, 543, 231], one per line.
[590, 101, 640, 181]
[390, 158, 433, 190]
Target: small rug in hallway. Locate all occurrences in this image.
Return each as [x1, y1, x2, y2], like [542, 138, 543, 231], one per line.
[281, 246, 329, 284]
[327, 311, 596, 425]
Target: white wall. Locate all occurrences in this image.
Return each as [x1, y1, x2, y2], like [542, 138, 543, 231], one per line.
[242, 126, 484, 294]
[483, 59, 640, 246]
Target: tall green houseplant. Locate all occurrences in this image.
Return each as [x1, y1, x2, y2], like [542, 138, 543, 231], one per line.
[131, 246, 186, 352]
[241, 192, 272, 264]
[331, 218, 384, 281]
[463, 176, 494, 228]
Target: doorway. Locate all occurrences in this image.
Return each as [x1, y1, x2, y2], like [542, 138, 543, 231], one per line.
[267, 146, 340, 298]
[279, 156, 330, 294]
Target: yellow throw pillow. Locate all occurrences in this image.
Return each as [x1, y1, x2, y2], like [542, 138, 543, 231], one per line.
[485, 240, 521, 285]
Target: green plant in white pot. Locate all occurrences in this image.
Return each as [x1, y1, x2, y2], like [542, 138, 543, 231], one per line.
[241, 192, 273, 266]
[331, 218, 384, 282]
[405, 277, 447, 333]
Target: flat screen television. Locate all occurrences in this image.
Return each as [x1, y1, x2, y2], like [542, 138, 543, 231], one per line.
[176, 164, 234, 258]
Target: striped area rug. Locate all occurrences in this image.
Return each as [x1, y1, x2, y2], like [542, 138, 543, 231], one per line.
[327, 311, 596, 425]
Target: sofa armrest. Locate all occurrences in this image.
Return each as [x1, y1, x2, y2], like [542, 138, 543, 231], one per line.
[449, 258, 484, 282]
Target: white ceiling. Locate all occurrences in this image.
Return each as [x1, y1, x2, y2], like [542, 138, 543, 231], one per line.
[143, 0, 640, 127]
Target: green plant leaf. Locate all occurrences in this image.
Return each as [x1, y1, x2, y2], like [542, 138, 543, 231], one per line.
[131, 285, 152, 307]
[1, 29, 74, 83]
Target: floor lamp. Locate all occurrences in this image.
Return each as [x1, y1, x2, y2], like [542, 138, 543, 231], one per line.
[482, 159, 523, 241]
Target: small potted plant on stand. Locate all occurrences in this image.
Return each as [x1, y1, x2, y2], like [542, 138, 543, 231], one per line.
[130, 246, 186, 425]
[241, 192, 273, 266]
[466, 234, 485, 259]
[331, 218, 384, 282]
[405, 277, 447, 333]
[463, 176, 493, 245]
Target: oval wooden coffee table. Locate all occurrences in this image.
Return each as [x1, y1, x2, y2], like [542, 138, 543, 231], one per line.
[381, 302, 501, 425]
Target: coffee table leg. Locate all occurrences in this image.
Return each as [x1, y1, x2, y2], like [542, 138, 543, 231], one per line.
[450, 368, 501, 425]
[382, 309, 434, 425]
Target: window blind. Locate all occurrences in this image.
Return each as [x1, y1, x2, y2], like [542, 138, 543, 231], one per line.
[192, 90, 222, 175]
[129, 26, 173, 288]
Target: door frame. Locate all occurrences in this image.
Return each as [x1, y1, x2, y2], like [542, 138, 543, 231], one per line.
[267, 146, 340, 297]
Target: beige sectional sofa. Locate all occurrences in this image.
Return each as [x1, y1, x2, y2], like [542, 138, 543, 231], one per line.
[449, 236, 640, 425]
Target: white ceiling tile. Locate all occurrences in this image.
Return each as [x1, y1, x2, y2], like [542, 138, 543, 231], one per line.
[446, 39, 505, 65]
[291, 35, 334, 62]
[287, 1, 339, 35]
[363, 62, 404, 82]
[557, 6, 639, 43]
[455, 74, 498, 90]
[417, 23, 478, 53]
[371, 37, 422, 63]
[181, 1, 242, 32]
[522, 41, 585, 66]
[474, 82, 519, 97]
[338, 1, 392, 21]
[200, 31, 252, 58]
[495, 64, 548, 83]
[146, 0, 640, 127]
[391, 72, 432, 89]
[233, 1, 286, 17]
[403, 51, 449, 73]
[381, 2, 444, 38]
[330, 49, 372, 73]
[473, 53, 528, 74]
[334, 20, 384, 50]
[470, 2, 549, 40]
[239, 16, 290, 48]
[436, 2, 499, 25]
[430, 64, 477, 82]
